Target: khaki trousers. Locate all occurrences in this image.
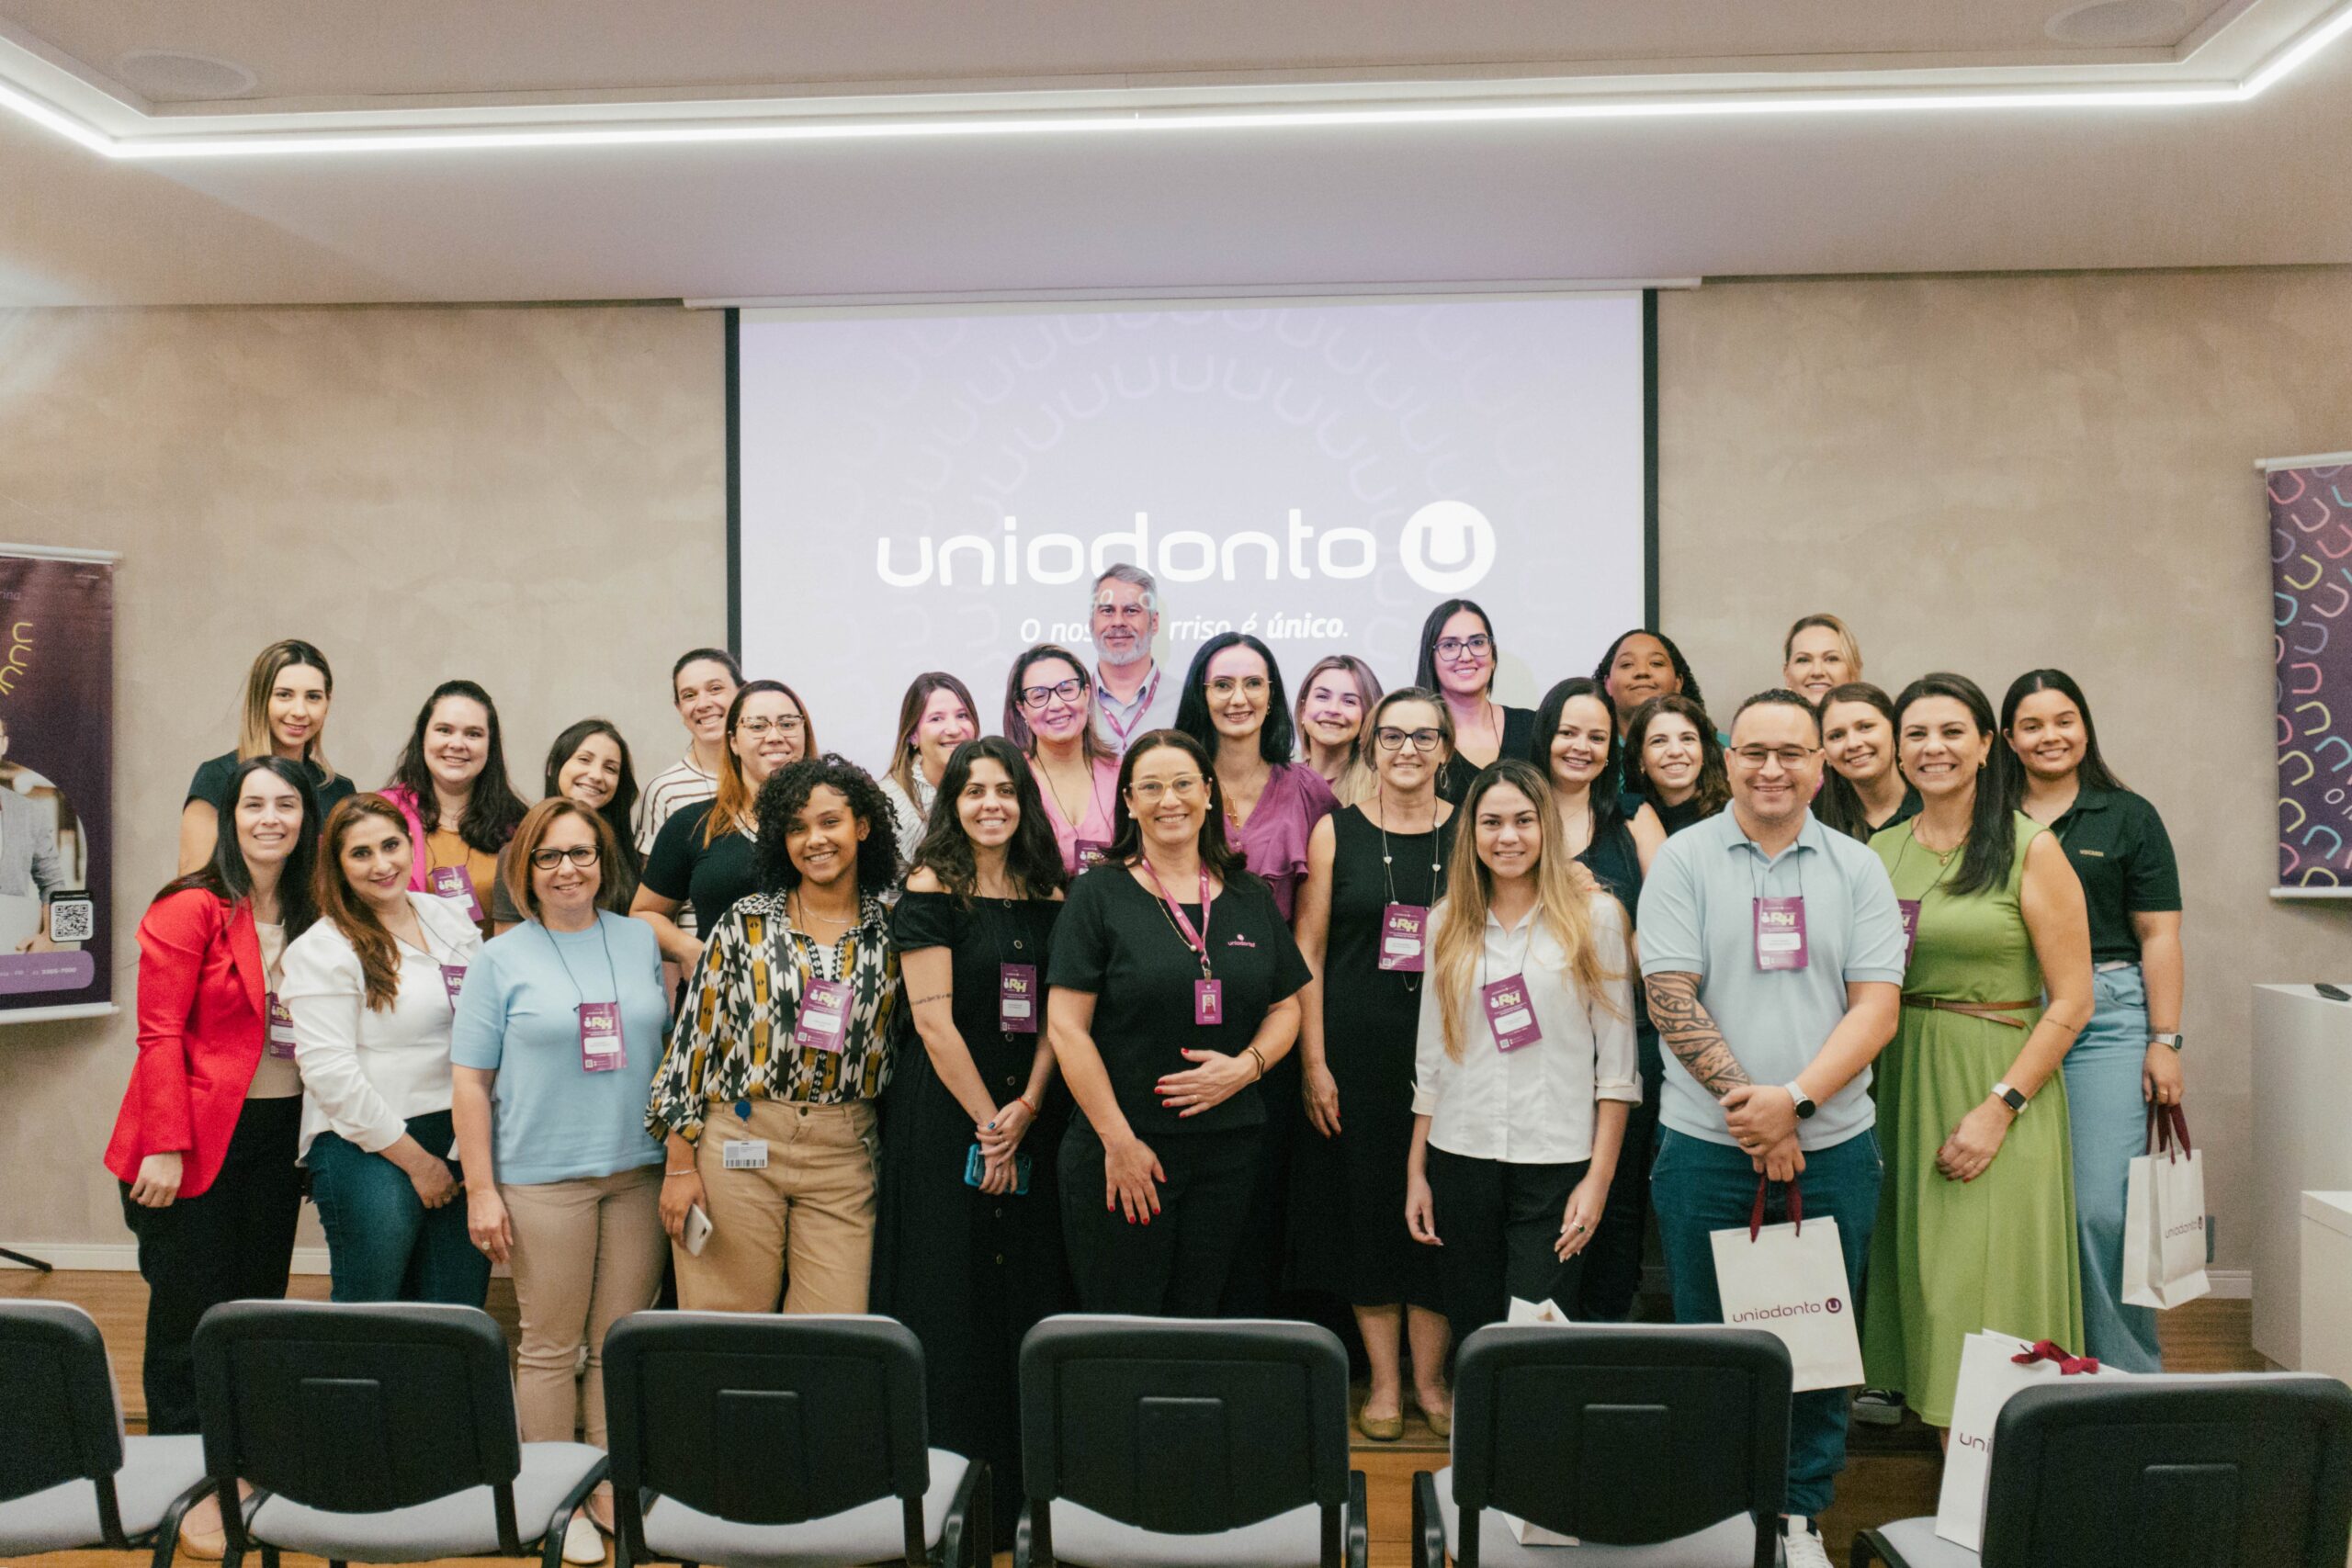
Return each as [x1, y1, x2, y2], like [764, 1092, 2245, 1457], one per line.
[499, 1164, 667, 1447]
[678, 1100, 878, 1315]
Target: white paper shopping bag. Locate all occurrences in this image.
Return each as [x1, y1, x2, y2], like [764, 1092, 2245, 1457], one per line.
[2122, 1103, 2211, 1309]
[1936, 1331, 2127, 1551]
[1708, 1177, 1862, 1393]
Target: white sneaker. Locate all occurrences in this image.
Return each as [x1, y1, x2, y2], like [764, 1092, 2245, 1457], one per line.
[560, 1512, 605, 1565]
[1781, 1515, 1832, 1568]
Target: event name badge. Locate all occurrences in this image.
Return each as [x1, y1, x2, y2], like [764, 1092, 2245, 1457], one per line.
[1074, 840, 1110, 870]
[795, 977, 851, 1054]
[428, 865, 482, 923]
[265, 992, 299, 1059]
[578, 1000, 624, 1072]
[1378, 904, 1429, 973]
[1000, 963, 1038, 1033]
[1754, 896, 1809, 972]
[1193, 977, 1224, 1027]
[1482, 976, 1542, 1052]
[1898, 899, 1921, 967]
[439, 964, 467, 1007]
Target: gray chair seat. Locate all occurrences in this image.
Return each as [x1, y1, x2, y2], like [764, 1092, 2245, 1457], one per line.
[0, 1434, 207, 1554]
[245, 1440, 605, 1562]
[1432, 1467, 1770, 1567]
[1050, 1496, 1358, 1568]
[1865, 1517, 1977, 1567]
[639, 1448, 973, 1568]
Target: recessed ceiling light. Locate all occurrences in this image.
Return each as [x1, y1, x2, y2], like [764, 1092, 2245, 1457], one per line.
[2046, 0, 2192, 46]
[110, 50, 256, 103]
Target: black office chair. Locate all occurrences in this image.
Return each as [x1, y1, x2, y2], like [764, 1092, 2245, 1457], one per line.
[1014, 1314, 1366, 1568]
[1411, 1323, 1792, 1567]
[191, 1300, 606, 1568]
[1853, 1371, 2352, 1567]
[0, 1300, 213, 1568]
[602, 1310, 987, 1568]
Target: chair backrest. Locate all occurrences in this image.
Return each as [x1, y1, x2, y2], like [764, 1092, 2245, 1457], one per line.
[1983, 1372, 2352, 1568]
[0, 1301, 126, 1510]
[1019, 1315, 1351, 1534]
[603, 1312, 932, 1551]
[191, 1301, 522, 1521]
[1451, 1324, 1791, 1551]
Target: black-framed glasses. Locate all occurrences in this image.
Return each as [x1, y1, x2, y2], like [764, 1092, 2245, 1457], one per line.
[1374, 727, 1444, 752]
[1020, 678, 1087, 710]
[1434, 635, 1493, 659]
[529, 844, 602, 870]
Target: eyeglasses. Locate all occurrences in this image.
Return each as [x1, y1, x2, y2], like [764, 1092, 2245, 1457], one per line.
[1127, 775, 1207, 805]
[1434, 635, 1493, 660]
[1730, 746, 1820, 769]
[1374, 727, 1444, 752]
[738, 716, 805, 738]
[1020, 679, 1087, 710]
[1207, 677, 1269, 696]
[529, 845, 602, 870]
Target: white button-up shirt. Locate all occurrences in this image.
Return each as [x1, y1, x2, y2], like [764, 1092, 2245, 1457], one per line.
[1412, 891, 1640, 1164]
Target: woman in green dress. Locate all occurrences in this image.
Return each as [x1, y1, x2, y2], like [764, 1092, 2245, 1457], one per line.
[1866, 672, 2094, 1435]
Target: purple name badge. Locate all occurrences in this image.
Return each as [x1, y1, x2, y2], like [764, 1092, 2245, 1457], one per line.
[266, 992, 299, 1059]
[1378, 903, 1429, 973]
[795, 977, 852, 1053]
[428, 864, 483, 923]
[1755, 895, 1809, 972]
[1000, 963, 1038, 1033]
[579, 1000, 624, 1072]
[1898, 898, 1921, 967]
[1074, 840, 1111, 871]
[1482, 975, 1543, 1052]
[1193, 976, 1224, 1027]
[439, 964, 467, 1007]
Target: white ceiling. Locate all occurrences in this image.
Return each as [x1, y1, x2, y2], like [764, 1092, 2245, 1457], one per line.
[1, 0, 2349, 306]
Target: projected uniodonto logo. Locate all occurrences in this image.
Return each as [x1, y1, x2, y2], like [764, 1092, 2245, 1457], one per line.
[874, 502, 1498, 592]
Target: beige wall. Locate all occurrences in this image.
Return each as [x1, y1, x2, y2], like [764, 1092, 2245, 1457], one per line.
[2, 273, 2341, 1268]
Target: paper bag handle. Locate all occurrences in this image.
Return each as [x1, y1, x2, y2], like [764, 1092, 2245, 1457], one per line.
[1746, 1175, 1804, 1241]
[2011, 1337, 2101, 1374]
[2144, 1102, 2194, 1162]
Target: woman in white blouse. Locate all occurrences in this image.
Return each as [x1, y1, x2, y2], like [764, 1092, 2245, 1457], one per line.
[1406, 758, 1638, 1346]
[283, 794, 487, 1303]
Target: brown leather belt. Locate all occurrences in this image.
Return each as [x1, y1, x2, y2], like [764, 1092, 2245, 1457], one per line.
[1902, 995, 2041, 1031]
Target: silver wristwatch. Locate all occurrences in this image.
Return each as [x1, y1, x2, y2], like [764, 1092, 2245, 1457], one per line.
[2150, 1032, 2185, 1053]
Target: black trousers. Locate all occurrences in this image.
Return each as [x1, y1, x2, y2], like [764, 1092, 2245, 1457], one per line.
[1424, 1145, 1590, 1351]
[1576, 1032, 1663, 1321]
[118, 1097, 302, 1434]
[1059, 1122, 1260, 1316]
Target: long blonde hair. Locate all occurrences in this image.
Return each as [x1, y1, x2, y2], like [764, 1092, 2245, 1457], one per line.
[1430, 759, 1627, 1061]
[237, 639, 335, 783]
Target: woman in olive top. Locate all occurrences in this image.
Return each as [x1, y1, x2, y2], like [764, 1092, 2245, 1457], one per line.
[179, 639, 354, 874]
[1530, 676, 1667, 1322]
[1626, 694, 1732, 837]
[1417, 599, 1534, 799]
[872, 737, 1069, 1547]
[2003, 668, 2183, 1371]
[1046, 729, 1312, 1315]
[1866, 672, 2092, 1434]
[1817, 682, 1922, 842]
[633, 680, 811, 971]
[647, 754, 903, 1314]
[879, 671, 980, 865]
[382, 680, 529, 942]
[1295, 654, 1383, 807]
[1781, 613, 1864, 709]
[491, 720, 642, 933]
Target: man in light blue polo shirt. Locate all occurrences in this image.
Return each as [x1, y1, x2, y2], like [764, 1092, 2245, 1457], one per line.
[1639, 688, 1905, 1568]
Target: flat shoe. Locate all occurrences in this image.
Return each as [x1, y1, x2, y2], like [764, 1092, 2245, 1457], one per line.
[1357, 1408, 1406, 1442]
[560, 1512, 605, 1564]
[1419, 1404, 1452, 1438]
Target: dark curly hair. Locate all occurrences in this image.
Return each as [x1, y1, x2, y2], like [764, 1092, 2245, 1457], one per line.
[911, 738, 1070, 901]
[754, 753, 900, 896]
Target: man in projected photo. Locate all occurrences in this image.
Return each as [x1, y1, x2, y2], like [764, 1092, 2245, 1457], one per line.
[1091, 563, 1182, 756]
[0, 714, 69, 951]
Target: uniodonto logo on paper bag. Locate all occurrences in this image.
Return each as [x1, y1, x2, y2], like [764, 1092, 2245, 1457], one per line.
[1730, 1295, 1843, 1322]
[2164, 1215, 2206, 1239]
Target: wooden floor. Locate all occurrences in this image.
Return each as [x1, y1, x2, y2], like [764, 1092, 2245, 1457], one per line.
[1, 1269, 2271, 1568]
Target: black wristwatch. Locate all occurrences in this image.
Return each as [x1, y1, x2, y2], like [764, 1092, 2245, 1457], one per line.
[1783, 1081, 1817, 1120]
[1992, 1080, 2029, 1114]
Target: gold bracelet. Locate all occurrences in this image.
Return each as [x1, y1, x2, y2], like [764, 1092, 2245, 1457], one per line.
[1246, 1045, 1268, 1079]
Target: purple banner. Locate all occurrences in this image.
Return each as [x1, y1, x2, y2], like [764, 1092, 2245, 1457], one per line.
[2271, 465, 2352, 888]
[0, 553, 113, 1012]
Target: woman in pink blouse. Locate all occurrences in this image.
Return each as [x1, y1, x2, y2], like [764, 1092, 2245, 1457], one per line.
[1003, 643, 1122, 878]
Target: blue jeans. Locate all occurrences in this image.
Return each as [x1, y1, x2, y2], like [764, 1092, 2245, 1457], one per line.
[307, 1111, 491, 1306]
[1651, 1125, 1882, 1519]
[2062, 965, 2164, 1371]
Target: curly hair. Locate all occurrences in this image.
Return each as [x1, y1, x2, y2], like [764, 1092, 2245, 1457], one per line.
[754, 753, 901, 896]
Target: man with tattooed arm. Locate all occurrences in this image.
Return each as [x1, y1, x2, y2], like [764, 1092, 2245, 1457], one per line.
[1634, 688, 1906, 1568]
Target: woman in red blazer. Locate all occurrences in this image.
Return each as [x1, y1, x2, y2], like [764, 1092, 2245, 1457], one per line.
[107, 757, 322, 1451]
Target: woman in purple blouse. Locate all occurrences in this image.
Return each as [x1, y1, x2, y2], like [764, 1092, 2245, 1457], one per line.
[1173, 630, 1336, 1313]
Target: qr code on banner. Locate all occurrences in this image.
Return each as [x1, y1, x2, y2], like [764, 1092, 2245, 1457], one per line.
[48, 895, 94, 943]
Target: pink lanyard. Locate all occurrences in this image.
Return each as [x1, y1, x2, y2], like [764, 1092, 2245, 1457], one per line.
[1139, 859, 1214, 976]
[1100, 666, 1162, 749]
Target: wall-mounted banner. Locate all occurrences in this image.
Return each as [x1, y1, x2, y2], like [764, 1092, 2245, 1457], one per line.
[0, 548, 114, 1020]
[2268, 459, 2352, 890]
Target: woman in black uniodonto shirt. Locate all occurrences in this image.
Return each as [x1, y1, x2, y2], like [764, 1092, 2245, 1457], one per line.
[632, 680, 810, 972]
[1046, 728, 1312, 1315]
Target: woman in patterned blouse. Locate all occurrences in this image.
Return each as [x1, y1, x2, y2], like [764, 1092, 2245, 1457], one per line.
[645, 753, 904, 1313]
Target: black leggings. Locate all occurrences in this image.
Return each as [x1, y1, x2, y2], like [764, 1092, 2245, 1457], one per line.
[1059, 1123, 1261, 1315]
[1425, 1146, 1590, 1350]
